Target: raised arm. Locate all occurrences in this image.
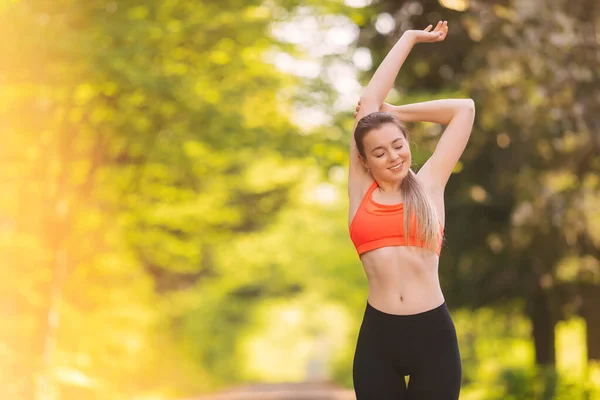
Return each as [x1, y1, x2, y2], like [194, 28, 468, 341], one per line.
[385, 99, 474, 125]
[384, 99, 476, 190]
[349, 22, 449, 199]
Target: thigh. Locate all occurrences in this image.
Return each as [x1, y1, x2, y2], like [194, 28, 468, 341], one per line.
[353, 324, 407, 400]
[406, 326, 461, 399]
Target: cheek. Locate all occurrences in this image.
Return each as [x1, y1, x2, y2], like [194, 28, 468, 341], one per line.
[366, 155, 381, 165]
[374, 157, 389, 168]
[403, 147, 411, 161]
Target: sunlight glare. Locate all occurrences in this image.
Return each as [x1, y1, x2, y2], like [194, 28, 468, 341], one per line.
[439, 0, 469, 12]
[344, 0, 373, 7]
[314, 183, 338, 205]
[375, 13, 395, 35]
[352, 47, 372, 71]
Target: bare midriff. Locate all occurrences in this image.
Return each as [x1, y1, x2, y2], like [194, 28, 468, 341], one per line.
[360, 245, 445, 315]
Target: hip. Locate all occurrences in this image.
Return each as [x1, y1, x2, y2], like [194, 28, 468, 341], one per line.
[355, 300, 460, 370]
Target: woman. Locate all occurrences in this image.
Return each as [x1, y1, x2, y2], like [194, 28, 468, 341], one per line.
[349, 21, 475, 399]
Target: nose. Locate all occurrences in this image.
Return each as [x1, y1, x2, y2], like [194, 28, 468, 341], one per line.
[388, 151, 400, 162]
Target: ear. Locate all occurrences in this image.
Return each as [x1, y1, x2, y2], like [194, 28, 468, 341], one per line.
[357, 153, 369, 171]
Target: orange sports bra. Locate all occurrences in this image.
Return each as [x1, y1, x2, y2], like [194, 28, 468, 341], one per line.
[349, 181, 444, 256]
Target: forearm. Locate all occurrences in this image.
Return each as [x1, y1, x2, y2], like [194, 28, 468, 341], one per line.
[390, 99, 475, 125]
[360, 32, 416, 107]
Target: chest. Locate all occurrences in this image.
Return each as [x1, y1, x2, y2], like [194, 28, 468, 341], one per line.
[350, 202, 417, 241]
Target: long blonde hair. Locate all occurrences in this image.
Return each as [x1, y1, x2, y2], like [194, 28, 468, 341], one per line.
[354, 112, 442, 251]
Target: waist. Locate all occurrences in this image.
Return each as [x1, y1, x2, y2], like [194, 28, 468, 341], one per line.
[360, 246, 443, 314]
[367, 286, 445, 315]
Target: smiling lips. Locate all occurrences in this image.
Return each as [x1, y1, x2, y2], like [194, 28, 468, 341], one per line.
[389, 161, 404, 171]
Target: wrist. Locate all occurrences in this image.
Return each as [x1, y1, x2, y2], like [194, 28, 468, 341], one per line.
[400, 30, 417, 46]
[390, 106, 403, 120]
[381, 103, 397, 115]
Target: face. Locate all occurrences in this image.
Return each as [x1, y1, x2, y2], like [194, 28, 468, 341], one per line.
[361, 123, 411, 182]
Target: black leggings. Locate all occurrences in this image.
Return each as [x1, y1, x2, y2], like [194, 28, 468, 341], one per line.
[353, 301, 461, 399]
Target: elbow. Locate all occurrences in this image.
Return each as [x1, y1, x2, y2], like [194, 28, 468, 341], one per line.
[456, 98, 475, 118]
[359, 95, 382, 108]
[463, 98, 475, 112]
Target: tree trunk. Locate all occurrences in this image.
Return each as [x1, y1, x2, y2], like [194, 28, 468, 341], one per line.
[529, 287, 556, 365]
[581, 285, 600, 361]
[528, 285, 557, 400]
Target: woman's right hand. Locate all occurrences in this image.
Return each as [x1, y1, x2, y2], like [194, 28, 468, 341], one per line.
[406, 21, 448, 44]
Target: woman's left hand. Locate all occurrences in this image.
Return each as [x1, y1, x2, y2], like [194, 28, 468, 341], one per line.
[408, 21, 448, 44]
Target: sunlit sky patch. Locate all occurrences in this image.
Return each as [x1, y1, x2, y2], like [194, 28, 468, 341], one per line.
[270, 10, 359, 58]
[272, 52, 321, 78]
[293, 107, 334, 132]
[269, 6, 368, 127]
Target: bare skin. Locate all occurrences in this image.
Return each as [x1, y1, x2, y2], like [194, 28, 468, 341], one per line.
[349, 21, 475, 315]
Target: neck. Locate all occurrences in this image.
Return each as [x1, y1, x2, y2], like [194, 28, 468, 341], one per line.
[376, 179, 403, 193]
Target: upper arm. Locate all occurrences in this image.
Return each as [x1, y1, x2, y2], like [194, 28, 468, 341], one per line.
[417, 99, 475, 190]
[348, 101, 378, 213]
[348, 100, 379, 192]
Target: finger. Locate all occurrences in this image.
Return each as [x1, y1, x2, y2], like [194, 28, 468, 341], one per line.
[424, 24, 433, 32]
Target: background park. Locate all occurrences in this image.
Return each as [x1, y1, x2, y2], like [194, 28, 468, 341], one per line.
[1, 0, 599, 399]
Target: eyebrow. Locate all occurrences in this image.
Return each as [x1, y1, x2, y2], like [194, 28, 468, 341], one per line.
[370, 138, 403, 153]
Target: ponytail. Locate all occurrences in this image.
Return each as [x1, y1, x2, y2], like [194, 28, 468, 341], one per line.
[401, 169, 442, 251]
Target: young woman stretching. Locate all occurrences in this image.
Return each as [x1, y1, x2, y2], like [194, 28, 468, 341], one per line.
[349, 21, 475, 399]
